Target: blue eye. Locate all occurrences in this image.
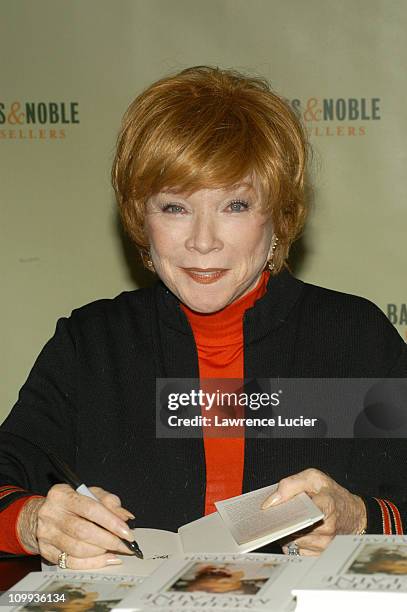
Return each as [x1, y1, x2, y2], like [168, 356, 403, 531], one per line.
[228, 199, 249, 212]
[162, 204, 184, 214]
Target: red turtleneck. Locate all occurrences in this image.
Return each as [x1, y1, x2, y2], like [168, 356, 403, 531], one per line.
[181, 270, 269, 514]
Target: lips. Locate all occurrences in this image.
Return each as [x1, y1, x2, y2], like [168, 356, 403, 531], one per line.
[182, 268, 228, 284]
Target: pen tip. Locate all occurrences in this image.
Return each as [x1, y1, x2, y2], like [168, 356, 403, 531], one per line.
[127, 540, 144, 559]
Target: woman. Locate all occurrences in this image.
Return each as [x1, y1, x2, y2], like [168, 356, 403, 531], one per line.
[171, 564, 261, 594]
[350, 547, 407, 575]
[0, 66, 406, 569]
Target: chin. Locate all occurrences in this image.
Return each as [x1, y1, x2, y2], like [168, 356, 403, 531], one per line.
[190, 305, 223, 314]
[183, 295, 231, 314]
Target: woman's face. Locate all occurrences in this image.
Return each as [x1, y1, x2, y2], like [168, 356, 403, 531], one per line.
[145, 178, 274, 313]
[372, 559, 407, 574]
[187, 571, 244, 593]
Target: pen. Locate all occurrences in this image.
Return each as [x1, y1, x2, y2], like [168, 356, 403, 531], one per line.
[47, 451, 143, 559]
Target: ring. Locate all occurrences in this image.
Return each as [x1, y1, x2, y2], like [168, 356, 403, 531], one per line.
[287, 542, 300, 556]
[58, 551, 68, 569]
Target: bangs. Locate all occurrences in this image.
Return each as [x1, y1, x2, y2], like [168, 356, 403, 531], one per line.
[127, 93, 287, 207]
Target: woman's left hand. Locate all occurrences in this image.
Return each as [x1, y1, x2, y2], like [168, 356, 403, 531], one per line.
[262, 468, 367, 556]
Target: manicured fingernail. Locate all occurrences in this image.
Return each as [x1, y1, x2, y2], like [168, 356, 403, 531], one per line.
[106, 557, 123, 566]
[119, 527, 132, 539]
[262, 494, 281, 509]
[125, 511, 135, 519]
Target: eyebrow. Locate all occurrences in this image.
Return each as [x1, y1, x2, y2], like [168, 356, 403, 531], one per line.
[229, 181, 255, 192]
[160, 181, 256, 196]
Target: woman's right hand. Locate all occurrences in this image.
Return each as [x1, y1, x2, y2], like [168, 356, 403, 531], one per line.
[17, 484, 136, 569]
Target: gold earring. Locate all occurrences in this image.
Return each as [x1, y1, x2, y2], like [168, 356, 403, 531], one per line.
[141, 250, 155, 273]
[267, 236, 278, 271]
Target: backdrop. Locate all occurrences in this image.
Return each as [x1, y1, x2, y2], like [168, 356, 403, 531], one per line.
[1, 0, 406, 422]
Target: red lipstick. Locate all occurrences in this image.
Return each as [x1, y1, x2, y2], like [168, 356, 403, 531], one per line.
[182, 268, 228, 284]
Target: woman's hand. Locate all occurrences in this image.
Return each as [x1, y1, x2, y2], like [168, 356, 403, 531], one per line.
[262, 468, 367, 556]
[17, 484, 135, 569]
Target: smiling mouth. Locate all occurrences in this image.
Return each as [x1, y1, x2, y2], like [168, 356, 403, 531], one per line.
[182, 268, 228, 284]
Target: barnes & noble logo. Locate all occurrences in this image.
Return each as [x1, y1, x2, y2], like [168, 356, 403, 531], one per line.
[0, 101, 80, 140]
[290, 97, 381, 137]
[387, 303, 407, 342]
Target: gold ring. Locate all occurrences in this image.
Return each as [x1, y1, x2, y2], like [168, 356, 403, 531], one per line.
[58, 551, 68, 569]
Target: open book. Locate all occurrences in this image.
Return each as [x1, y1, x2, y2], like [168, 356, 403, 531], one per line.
[293, 535, 407, 612]
[115, 552, 316, 611]
[47, 484, 322, 576]
[150, 483, 321, 553]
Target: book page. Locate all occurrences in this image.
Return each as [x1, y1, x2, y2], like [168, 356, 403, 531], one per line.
[179, 512, 241, 553]
[42, 528, 182, 577]
[215, 485, 323, 545]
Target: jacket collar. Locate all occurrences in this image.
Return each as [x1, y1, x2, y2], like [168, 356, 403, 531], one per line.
[154, 268, 305, 343]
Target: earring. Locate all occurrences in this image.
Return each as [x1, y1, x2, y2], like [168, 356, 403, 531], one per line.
[146, 257, 155, 272]
[267, 236, 278, 271]
[141, 250, 155, 273]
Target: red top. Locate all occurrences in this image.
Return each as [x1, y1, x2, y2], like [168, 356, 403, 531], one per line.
[181, 270, 270, 514]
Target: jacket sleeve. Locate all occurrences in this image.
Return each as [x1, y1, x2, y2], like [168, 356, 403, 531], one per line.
[362, 342, 407, 534]
[0, 317, 78, 553]
[364, 496, 404, 535]
[0, 495, 43, 554]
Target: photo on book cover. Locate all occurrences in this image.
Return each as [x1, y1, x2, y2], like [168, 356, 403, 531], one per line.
[165, 560, 281, 596]
[116, 552, 314, 611]
[345, 543, 407, 576]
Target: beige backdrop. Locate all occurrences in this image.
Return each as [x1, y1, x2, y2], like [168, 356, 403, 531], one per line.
[1, 0, 406, 422]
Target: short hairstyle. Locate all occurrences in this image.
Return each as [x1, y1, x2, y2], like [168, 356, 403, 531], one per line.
[112, 65, 309, 273]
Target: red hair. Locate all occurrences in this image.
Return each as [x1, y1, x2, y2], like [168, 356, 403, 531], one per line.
[112, 66, 309, 273]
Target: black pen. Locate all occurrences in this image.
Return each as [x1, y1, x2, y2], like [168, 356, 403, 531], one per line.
[47, 452, 143, 559]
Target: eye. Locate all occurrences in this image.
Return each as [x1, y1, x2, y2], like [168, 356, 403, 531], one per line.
[161, 203, 185, 214]
[227, 199, 249, 212]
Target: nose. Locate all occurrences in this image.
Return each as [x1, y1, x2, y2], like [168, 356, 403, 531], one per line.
[184, 211, 224, 254]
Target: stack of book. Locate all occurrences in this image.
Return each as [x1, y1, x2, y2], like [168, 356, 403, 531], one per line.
[3, 485, 407, 611]
[293, 534, 407, 612]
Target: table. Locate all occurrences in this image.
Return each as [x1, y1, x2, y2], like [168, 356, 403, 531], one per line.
[0, 556, 41, 592]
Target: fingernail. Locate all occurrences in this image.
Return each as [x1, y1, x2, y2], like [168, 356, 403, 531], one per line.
[106, 557, 123, 566]
[262, 494, 281, 509]
[119, 527, 132, 539]
[125, 511, 135, 519]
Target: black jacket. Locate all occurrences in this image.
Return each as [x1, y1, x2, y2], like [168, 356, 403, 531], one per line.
[1, 271, 406, 548]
